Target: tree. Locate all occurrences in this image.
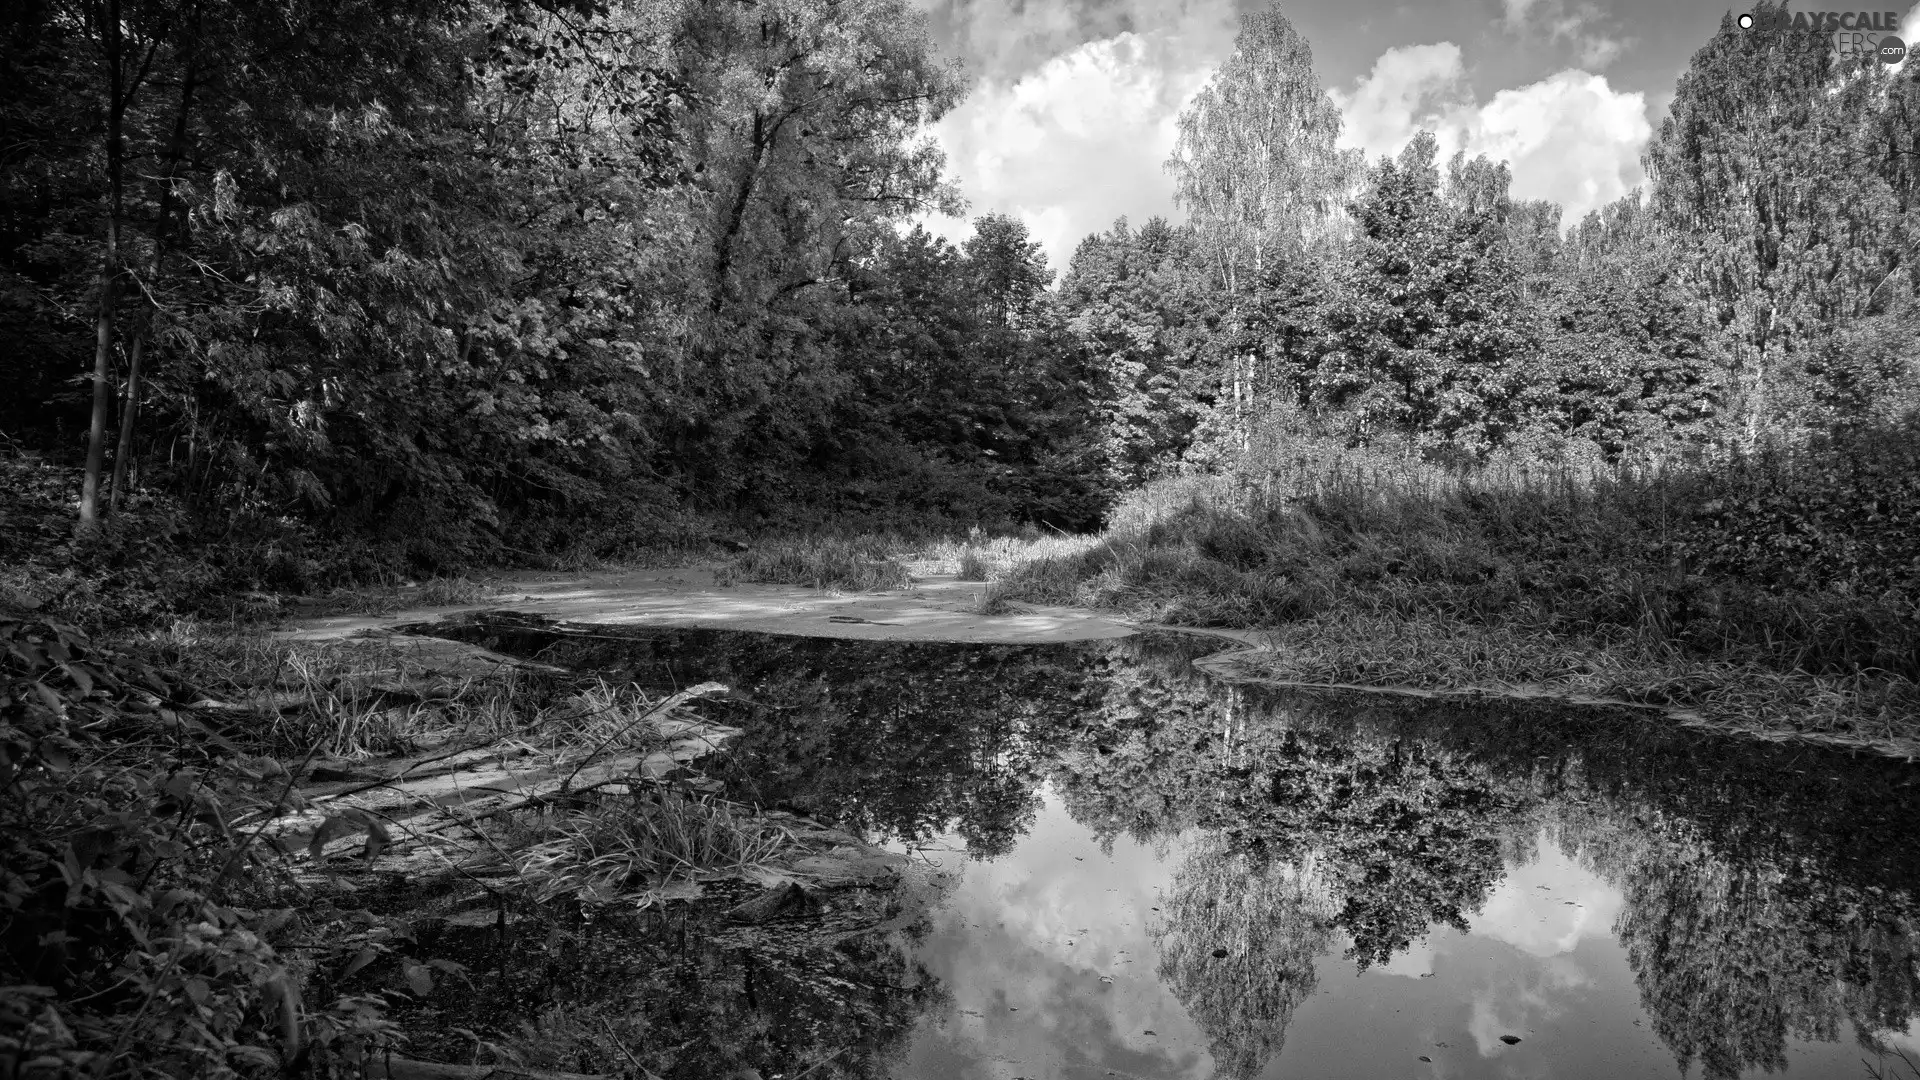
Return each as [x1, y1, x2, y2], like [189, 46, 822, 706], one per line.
[1057, 217, 1220, 486]
[1165, 3, 1360, 294]
[1645, 0, 1920, 445]
[1163, 3, 1361, 456]
[1, 0, 1025, 555]
[1530, 194, 1722, 455]
[962, 212, 1052, 331]
[1310, 133, 1536, 455]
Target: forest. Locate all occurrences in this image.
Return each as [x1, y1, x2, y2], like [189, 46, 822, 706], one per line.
[3, 0, 1919, 601]
[4, 0, 1920, 1075]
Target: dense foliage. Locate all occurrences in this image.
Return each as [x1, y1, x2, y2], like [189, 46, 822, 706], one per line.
[1, 0, 1091, 583]
[5, 0, 1919, 594]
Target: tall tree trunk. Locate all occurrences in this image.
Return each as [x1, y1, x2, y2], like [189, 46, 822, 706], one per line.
[80, 272, 118, 526]
[711, 110, 769, 312]
[108, 66, 196, 513]
[108, 329, 144, 511]
[79, 0, 125, 527]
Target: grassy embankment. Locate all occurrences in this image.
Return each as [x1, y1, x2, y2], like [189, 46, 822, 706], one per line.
[732, 431, 1920, 757]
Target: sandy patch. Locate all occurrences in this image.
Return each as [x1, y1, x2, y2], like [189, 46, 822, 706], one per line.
[280, 566, 1139, 645]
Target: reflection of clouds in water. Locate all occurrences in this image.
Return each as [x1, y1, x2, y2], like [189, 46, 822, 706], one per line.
[898, 787, 1213, 1078]
[1465, 966, 1583, 1059]
[1471, 833, 1623, 959]
[1453, 837, 1622, 1057]
[1886, 1017, 1920, 1055]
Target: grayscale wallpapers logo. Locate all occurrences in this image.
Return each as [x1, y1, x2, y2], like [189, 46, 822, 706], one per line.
[1736, 8, 1906, 62]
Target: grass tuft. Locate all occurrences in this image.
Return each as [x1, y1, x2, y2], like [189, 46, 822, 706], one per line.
[512, 790, 792, 905]
[731, 536, 913, 591]
[956, 548, 991, 582]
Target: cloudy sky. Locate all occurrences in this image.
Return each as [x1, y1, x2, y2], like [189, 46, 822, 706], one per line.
[911, 0, 1920, 273]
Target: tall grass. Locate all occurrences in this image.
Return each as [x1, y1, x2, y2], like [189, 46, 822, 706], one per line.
[1000, 429, 1920, 678]
[983, 424, 1920, 749]
[731, 535, 914, 591]
[303, 575, 499, 616]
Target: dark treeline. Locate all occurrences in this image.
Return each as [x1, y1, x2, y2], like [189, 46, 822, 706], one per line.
[1, 0, 1093, 579]
[4, 0, 1919, 580]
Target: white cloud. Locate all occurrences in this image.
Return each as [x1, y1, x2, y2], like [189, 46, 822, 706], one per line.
[918, 0, 1241, 86]
[918, 9, 1234, 273]
[1468, 838, 1623, 959]
[1330, 45, 1651, 230]
[1331, 43, 1467, 156]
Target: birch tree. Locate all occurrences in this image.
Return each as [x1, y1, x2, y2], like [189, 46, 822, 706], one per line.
[1165, 4, 1360, 295]
[1164, 4, 1359, 451]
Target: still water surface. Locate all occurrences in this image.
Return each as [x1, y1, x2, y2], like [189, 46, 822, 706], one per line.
[444, 620, 1920, 1080]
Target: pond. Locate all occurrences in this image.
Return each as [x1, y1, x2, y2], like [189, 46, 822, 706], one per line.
[427, 618, 1920, 1080]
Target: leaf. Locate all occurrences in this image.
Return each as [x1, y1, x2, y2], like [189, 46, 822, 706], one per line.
[340, 944, 379, 980]
[228, 1045, 280, 1068]
[401, 960, 434, 996]
[38, 739, 70, 772]
[29, 683, 62, 715]
[59, 663, 93, 696]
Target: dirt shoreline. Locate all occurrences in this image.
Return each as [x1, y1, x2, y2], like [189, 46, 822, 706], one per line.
[279, 566, 1917, 762]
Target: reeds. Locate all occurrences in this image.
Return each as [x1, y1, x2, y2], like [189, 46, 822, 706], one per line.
[955, 547, 991, 582]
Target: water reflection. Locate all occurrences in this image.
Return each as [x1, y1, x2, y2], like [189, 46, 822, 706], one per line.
[436, 618, 1920, 1079]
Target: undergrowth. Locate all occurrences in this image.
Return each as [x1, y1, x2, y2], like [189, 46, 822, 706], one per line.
[0, 610, 405, 1078]
[0, 600, 792, 1076]
[978, 422, 1920, 751]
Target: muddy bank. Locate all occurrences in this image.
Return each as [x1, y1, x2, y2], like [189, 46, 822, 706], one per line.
[277, 568, 1918, 761]
[280, 566, 1136, 646]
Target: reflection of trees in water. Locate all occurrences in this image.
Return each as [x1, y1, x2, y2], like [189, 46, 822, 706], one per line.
[1243, 726, 1516, 969]
[458, 626, 1089, 855]
[1153, 838, 1335, 1080]
[455, 623, 1920, 1077]
[1051, 662, 1522, 969]
[1561, 804, 1920, 1080]
[1052, 640, 1920, 1075]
